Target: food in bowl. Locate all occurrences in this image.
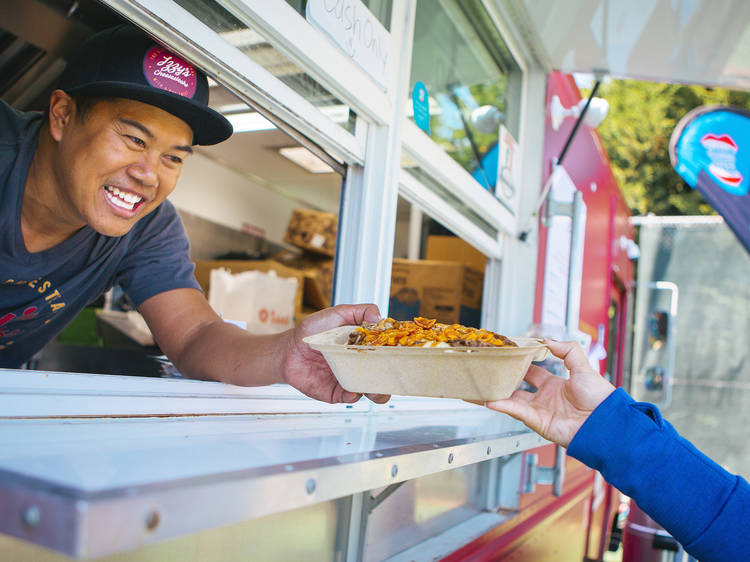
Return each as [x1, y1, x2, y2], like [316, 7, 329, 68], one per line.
[347, 316, 518, 348]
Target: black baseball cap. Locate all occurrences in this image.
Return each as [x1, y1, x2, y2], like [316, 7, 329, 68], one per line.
[57, 24, 232, 145]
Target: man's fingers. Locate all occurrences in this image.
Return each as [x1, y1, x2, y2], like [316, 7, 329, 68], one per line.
[545, 339, 593, 374]
[341, 390, 363, 403]
[365, 393, 391, 404]
[334, 303, 381, 325]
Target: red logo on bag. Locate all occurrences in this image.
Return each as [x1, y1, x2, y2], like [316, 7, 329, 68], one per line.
[258, 309, 269, 323]
[143, 46, 197, 98]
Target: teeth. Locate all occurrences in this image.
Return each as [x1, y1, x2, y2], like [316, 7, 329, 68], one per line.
[104, 185, 143, 210]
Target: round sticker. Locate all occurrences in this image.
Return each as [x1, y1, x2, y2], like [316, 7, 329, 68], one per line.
[143, 46, 197, 98]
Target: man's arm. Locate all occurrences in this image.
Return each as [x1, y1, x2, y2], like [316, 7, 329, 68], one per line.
[138, 288, 387, 403]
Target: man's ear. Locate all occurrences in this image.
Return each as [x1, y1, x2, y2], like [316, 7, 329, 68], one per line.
[47, 90, 76, 142]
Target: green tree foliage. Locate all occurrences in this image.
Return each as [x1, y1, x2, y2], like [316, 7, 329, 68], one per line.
[588, 79, 750, 215]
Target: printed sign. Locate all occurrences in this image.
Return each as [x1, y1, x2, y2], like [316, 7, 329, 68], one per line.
[541, 167, 586, 331]
[670, 106, 750, 254]
[306, 0, 391, 90]
[496, 126, 521, 215]
[412, 81, 430, 133]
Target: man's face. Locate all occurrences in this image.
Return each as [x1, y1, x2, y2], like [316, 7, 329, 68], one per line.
[52, 96, 193, 237]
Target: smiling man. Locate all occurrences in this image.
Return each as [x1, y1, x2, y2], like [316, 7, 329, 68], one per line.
[1, 24, 385, 404]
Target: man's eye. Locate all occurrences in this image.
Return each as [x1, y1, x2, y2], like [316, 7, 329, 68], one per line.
[127, 135, 145, 147]
[166, 155, 183, 165]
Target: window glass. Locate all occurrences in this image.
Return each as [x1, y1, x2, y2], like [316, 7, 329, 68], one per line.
[409, 0, 522, 192]
[390, 195, 487, 328]
[283, 0, 393, 30]
[174, 0, 357, 133]
[400, 160, 499, 240]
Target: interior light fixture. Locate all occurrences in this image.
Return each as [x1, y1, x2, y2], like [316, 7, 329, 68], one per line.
[279, 147, 334, 174]
[550, 95, 609, 130]
[225, 111, 276, 133]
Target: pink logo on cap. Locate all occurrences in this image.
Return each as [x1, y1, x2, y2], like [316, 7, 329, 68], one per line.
[143, 46, 197, 98]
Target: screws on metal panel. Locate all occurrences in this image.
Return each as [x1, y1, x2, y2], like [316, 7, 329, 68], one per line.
[515, 440, 520, 448]
[448, 453, 454, 464]
[487, 446, 492, 455]
[145, 510, 160, 532]
[306, 478, 317, 494]
[22, 505, 40, 528]
[391, 464, 398, 477]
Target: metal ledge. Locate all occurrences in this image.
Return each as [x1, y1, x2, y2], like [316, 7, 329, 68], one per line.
[0, 370, 546, 559]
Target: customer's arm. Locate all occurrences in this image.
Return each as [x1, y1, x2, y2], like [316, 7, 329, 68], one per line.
[487, 341, 750, 562]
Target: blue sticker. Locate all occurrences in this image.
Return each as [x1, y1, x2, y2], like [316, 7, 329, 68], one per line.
[412, 81, 430, 134]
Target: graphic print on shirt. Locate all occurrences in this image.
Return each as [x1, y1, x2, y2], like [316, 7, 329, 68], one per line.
[0, 277, 66, 349]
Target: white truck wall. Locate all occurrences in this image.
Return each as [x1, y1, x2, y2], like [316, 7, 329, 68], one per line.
[169, 152, 300, 247]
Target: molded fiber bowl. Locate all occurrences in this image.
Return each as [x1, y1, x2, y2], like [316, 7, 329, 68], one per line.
[304, 325, 549, 401]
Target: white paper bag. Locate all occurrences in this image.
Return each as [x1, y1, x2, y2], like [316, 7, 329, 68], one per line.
[208, 268, 298, 334]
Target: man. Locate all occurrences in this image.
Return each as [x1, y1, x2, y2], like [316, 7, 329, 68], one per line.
[1, 24, 386, 404]
[487, 340, 750, 561]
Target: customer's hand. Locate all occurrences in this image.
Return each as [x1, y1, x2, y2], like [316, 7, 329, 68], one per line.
[486, 340, 615, 447]
[281, 304, 391, 404]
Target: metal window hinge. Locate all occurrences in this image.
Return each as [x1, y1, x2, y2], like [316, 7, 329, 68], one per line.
[523, 445, 566, 496]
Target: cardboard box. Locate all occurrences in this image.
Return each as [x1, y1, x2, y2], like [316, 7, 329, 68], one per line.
[389, 259, 483, 326]
[284, 208, 338, 257]
[274, 251, 334, 310]
[425, 235, 487, 272]
[194, 260, 305, 316]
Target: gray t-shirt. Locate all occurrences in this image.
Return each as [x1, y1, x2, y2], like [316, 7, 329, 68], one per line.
[0, 101, 200, 368]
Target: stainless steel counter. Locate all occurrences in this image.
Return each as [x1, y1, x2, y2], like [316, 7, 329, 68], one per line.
[0, 369, 545, 559]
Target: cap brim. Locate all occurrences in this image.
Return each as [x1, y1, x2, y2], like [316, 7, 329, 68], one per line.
[65, 82, 233, 145]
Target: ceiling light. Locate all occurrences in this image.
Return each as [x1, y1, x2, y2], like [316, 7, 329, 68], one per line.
[225, 112, 276, 133]
[279, 147, 334, 174]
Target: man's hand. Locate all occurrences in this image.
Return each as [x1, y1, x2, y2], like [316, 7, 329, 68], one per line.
[486, 340, 615, 447]
[281, 303, 391, 404]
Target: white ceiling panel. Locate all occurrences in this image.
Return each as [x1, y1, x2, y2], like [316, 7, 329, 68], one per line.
[506, 0, 750, 89]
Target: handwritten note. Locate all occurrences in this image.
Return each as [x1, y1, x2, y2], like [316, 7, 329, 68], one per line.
[306, 0, 391, 90]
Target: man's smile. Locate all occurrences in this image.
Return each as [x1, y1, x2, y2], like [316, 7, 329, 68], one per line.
[103, 184, 145, 214]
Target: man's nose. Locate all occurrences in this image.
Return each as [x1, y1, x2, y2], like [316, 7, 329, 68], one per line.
[128, 153, 159, 187]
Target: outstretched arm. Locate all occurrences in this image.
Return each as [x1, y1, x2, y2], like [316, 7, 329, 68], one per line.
[139, 288, 388, 404]
[488, 340, 750, 562]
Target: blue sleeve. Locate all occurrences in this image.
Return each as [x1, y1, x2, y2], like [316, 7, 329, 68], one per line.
[567, 388, 750, 562]
[114, 200, 202, 306]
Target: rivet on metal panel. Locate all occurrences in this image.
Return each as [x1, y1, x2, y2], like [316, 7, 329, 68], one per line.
[448, 453, 454, 464]
[391, 464, 398, 477]
[515, 440, 520, 448]
[22, 506, 40, 528]
[486, 446, 492, 455]
[306, 478, 317, 494]
[145, 510, 160, 532]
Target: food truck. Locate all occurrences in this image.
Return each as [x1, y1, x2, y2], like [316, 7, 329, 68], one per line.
[1, 1, 748, 560]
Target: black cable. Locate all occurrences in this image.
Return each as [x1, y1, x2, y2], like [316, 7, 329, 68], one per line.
[518, 79, 602, 242]
[556, 79, 601, 168]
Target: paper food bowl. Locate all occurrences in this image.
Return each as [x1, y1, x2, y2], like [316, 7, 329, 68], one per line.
[303, 326, 549, 401]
